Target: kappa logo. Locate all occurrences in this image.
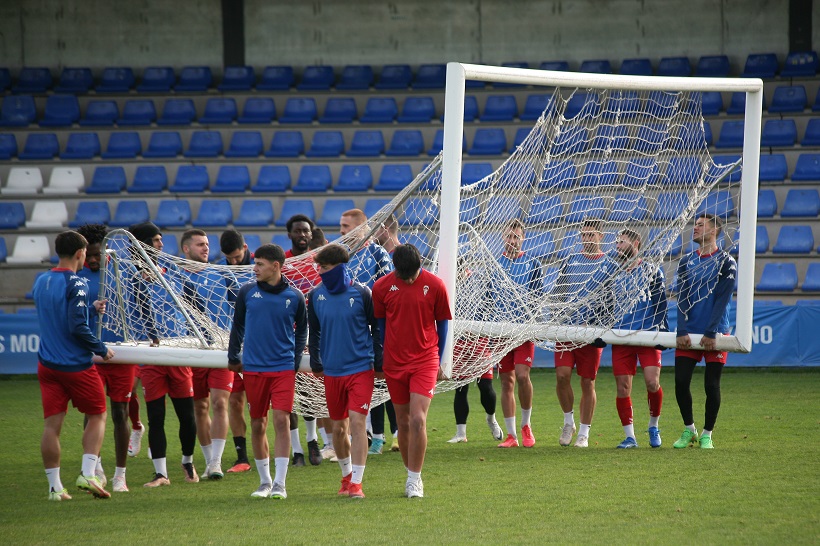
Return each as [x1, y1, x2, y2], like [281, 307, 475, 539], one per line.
[74, 281, 85, 287]
[525, 356, 532, 362]
[285, 299, 292, 308]
[389, 285, 399, 291]
[349, 297, 354, 307]
[77, 289, 86, 297]
[423, 285, 429, 296]
[428, 387, 436, 396]
[318, 294, 327, 301]
[361, 403, 369, 410]
[252, 291, 263, 299]
[77, 301, 86, 307]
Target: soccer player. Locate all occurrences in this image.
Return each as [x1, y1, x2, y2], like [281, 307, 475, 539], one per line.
[673, 214, 736, 449]
[373, 213, 401, 254]
[219, 228, 254, 267]
[228, 244, 308, 499]
[372, 244, 452, 498]
[609, 229, 668, 449]
[34, 230, 115, 500]
[553, 219, 619, 448]
[307, 244, 382, 498]
[494, 219, 543, 448]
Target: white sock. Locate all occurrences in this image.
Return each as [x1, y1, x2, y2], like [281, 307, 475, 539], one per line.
[181, 454, 193, 465]
[200, 443, 212, 465]
[290, 429, 303, 454]
[211, 438, 226, 465]
[486, 413, 498, 424]
[579, 424, 591, 437]
[95, 456, 104, 473]
[564, 411, 575, 426]
[365, 413, 372, 435]
[114, 467, 126, 479]
[455, 424, 467, 437]
[273, 457, 288, 485]
[153, 457, 168, 478]
[338, 456, 352, 477]
[81, 454, 98, 477]
[648, 415, 660, 428]
[701, 429, 712, 438]
[407, 470, 421, 483]
[305, 419, 318, 442]
[45, 467, 63, 491]
[319, 427, 330, 446]
[325, 436, 334, 450]
[686, 423, 697, 434]
[373, 433, 385, 441]
[623, 424, 635, 439]
[521, 408, 532, 427]
[504, 417, 517, 437]
[255, 458, 271, 484]
[351, 464, 365, 485]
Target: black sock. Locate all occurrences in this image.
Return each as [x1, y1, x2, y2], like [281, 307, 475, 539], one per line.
[233, 436, 248, 463]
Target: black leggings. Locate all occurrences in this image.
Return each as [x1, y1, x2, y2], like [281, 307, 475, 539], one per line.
[146, 396, 196, 459]
[453, 378, 497, 425]
[370, 400, 397, 436]
[674, 357, 724, 431]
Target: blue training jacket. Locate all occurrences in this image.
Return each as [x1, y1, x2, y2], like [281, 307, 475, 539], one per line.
[675, 249, 735, 338]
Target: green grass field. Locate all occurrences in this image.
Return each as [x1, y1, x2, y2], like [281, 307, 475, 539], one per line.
[1, 368, 818, 545]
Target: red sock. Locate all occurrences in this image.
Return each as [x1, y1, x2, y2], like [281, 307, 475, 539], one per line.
[129, 396, 142, 429]
[647, 387, 663, 417]
[616, 396, 633, 426]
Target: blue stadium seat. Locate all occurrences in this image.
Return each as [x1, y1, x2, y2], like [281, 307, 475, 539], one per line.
[644, 228, 682, 258]
[0, 68, 9, 92]
[427, 129, 467, 156]
[275, 199, 316, 226]
[212, 165, 251, 193]
[265, 131, 304, 157]
[80, 100, 119, 126]
[361, 97, 398, 123]
[580, 59, 612, 74]
[192, 200, 233, 227]
[157, 98, 196, 126]
[40, 95, 80, 127]
[109, 200, 150, 227]
[0, 134, 17, 159]
[137, 66, 175, 92]
[253, 165, 291, 193]
[375, 65, 412, 89]
[709, 154, 742, 183]
[443, 95, 480, 122]
[169, 165, 210, 193]
[756, 263, 798, 291]
[520, 232, 555, 260]
[716, 120, 745, 148]
[127, 166, 167, 193]
[68, 201, 110, 228]
[657, 57, 691, 77]
[375, 164, 413, 191]
[634, 123, 670, 153]
[580, 160, 619, 187]
[0, 202, 26, 229]
[539, 61, 570, 71]
[118, 100, 156, 125]
[757, 189, 778, 218]
[238, 97, 276, 124]
[306, 131, 345, 158]
[54, 67, 92, 93]
[539, 160, 577, 190]
[565, 92, 601, 119]
[696, 190, 736, 220]
[298, 65, 335, 90]
[243, 234, 263, 253]
[1, 95, 36, 126]
[520, 94, 553, 120]
[772, 225, 814, 254]
[781, 189, 820, 217]
[792, 153, 820, 180]
[19, 133, 59, 160]
[153, 200, 191, 228]
[208, 234, 224, 260]
[199, 98, 237, 124]
[760, 119, 797, 147]
[336, 165, 373, 192]
[399, 233, 432, 258]
[102, 131, 141, 159]
[742, 53, 779, 78]
[468, 128, 506, 155]
[257, 66, 293, 90]
[780, 51, 818, 78]
[591, 124, 629, 151]
[758, 154, 788, 181]
[526, 195, 563, 224]
[512, 127, 530, 150]
[802, 118, 820, 146]
[347, 130, 385, 157]
[175, 66, 212, 91]
[458, 197, 480, 224]
[317, 199, 356, 227]
[553, 230, 582, 260]
[364, 198, 391, 219]
[337, 65, 374, 90]
[461, 162, 494, 186]
[319, 98, 358, 123]
[619, 58, 653, 76]
[769, 85, 807, 113]
[700, 92, 723, 115]
[401, 197, 439, 225]
[609, 194, 648, 221]
[653, 192, 689, 221]
[484, 196, 522, 225]
[621, 158, 659, 188]
[386, 130, 424, 156]
[413, 64, 446, 88]
[271, 234, 291, 248]
[14, 67, 52, 93]
[565, 195, 606, 223]
[162, 234, 180, 257]
[814, 88, 820, 112]
[143, 131, 183, 158]
[802, 263, 820, 291]
[97, 67, 135, 93]
[61, 132, 101, 160]
[233, 200, 274, 227]
[185, 131, 223, 158]
[480, 95, 518, 121]
[755, 225, 770, 253]
[398, 96, 436, 123]
[279, 98, 318, 124]
[86, 166, 127, 193]
[695, 55, 730, 77]
[219, 66, 256, 91]
[551, 126, 588, 155]
[293, 165, 332, 192]
[225, 131, 263, 158]
[726, 92, 746, 114]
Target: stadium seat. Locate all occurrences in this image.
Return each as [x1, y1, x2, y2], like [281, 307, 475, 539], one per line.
[80, 100, 119, 126]
[257, 65, 293, 90]
[1, 95, 36, 126]
[619, 58, 653, 76]
[580, 160, 619, 187]
[275, 199, 316, 226]
[271, 234, 291, 248]
[521, 231, 556, 260]
[206, 234, 223, 261]
[413, 64, 447, 88]
[360, 97, 398, 123]
[118, 100, 157, 125]
[398, 97, 436, 123]
[225, 131, 263, 158]
[61, 132, 101, 160]
[243, 234, 263, 253]
[565, 92, 601, 119]
[253, 165, 291, 192]
[772, 225, 815, 254]
[19, 133, 59, 160]
[317, 199, 356, 227]
[526, 195, 563, 224]
[520, 94, 552, 121]
[539, 60, 570, 71]
[576, 59, 610, 74]
[696, 190, 736, 220]
[756, 263, 798, 291]
[0, 202, 26, 228]
[306, 131, 345, 158]
[657, 56, 691, 77]
[69, 201, 110, 228]
[175, 66, 212, 91]
[565, 195, 606, 223]
[199, 98, 237, 124]
[484, 196, 522, 225]
[153, 200, 191, 228]
[399, 233, 432, 258]
[609, 194, 649, 221]
[709, 154, 742, 183]
[143, 131, 183, 158]
[757, 189, 778, 218]
[279, 98, 318, 124]
[386, 130, 424, 156]
[780, 51, 818, 78]
[0, 133, 16, 159]
[0, 68, 8, 92]
[621, 158, 659, 188]
[86, 166, 126, 194]
[814, 89, 820, 112]
[233, 200, 274, 227]
[337, 65, 374, 90]
[238, 97, 276, 124]
[458, 197, 480, 224]
[401, 197, 439, 225]
[653, 192, 689, 221]
[26, 201, 68, 229]
[293, 165, 332, 192]
[44, 167, 85, 194]
[102, 131, 142, 159]
[6, 235, 50, 264]
[192, 200, 233, 227]
[265, 131, 304, 157]
[212, 165, 251, 193]
[760, 119, 797, 147]
[442, 95, 479, 122]
[591, 124, 629, 151]
[97, 67, 135, 93]
[539, 160, 577, 191]
[461, 162, 494, 186]
[13, 67, 52, 93]
[695, 55, 730, 77]
[3, 167, 43, 195]
[726, 91, 768, 115]
[363, 198, 391, 219]
[298, 66, 335, 90]
[700, 92, 723, 115]
[347, 130, 385, 157]
[40, 95, 80, 127]
[802, 119, 820, 146]
[552, 126, 588, 155]
[170, 165, 210, 193]
[468, 128, 506, 156]
[758, 154, 788, 181]
[137, 66, 175, 92]
[479, 95, 518, 122]
[54, 67, 92, 93]
[374, 164, 413, 191]
[162, 234, 179, 257]
[375, 64, 412, 89]
[715, 120, 744, 148]
[781, 189, 820, 217]
[219, 65, 256, 91]
[769, 85, 807, 113]
[553, 230, 581, 260]
[336, 165, 373, 192]
[753, 225, 770, 254]
[792, 153, 820, 180]
[636, 123, 672, 153]
[742, 53, 779, 78]
[184, 131, 223, 158]
[157, 98, 197, 126]
[512, 127, 531, 150]
[129, 165, 168, 193]
[427, 129, 467, 156]
[802, 263, 820, 291]
[109, 201, 150, 227]
[319, 97, 357, 124]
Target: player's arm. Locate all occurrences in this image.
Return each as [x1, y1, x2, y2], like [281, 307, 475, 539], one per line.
[374, 245, 394, 279]
[293, 292, 308, 371]
[224, 269, 239, 304]
[306, 290, 323, 375]
[362, 286, 383, 372]
[650, 267, 670, 332]
[703, 255, 736, 340]
[674, 256, 692, 338]
[227, 284, 249, 371]
[67, 281, 109, 358]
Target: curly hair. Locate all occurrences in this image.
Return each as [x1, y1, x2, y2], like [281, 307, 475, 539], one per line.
[75, 223, 109, 246]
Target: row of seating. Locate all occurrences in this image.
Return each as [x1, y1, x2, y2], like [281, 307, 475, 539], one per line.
[757, 189, 820, 218]
[757, 262, 820, 292]
[2, 52, 818, 94]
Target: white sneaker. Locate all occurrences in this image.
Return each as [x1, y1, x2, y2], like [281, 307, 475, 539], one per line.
[271, 482, 287, 499]
[447, 434, 468, 443]
[559, 423, 576, 446]
[128, 424, 145, 457]
[406, 479, 424, 498]
[202, 464, 211, 480]
[251, 483, 272, 499]
[112, 476, 129, 492]
[95, 468, 107, 488]
[574, 435, 589, 448]
[208, 463, 223, 480]
[487, 416, 503, 441]
[320, 446, 336, 460]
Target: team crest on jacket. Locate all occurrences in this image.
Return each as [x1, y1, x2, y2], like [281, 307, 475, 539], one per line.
[423, 285, 429, 296]
[285, 299, 291, 308]
[349, 297, 354, 307]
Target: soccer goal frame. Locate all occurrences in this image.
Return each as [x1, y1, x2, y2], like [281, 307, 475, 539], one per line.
[437, 62, 763, 374]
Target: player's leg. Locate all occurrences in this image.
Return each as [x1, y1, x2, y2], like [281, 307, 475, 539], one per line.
[74, 367, 110, 498]
[613, 345, 637, 448]
[171, 396, 198, 483]
[128, 373, 145, 457]
[304, 415, 322, 466]
[269, 371, 296, 498]
[369, 402, 386, 454]
[109, 401, 130, 490]
[575, 345, 603, 448]
[206, 387, 230, 478]
[515, 347, 535, 447]
[347, 410, 368, 498]
[245, 373, 273, 497]
[142, 365, 171, 486]
[700, 359, 725, 449]
[289, 410, 305, 466]
[404, 392, 433, 498]
[227, 376, 250, 472]
[385, 400, 399, 451]
[477, 376, 503, 440]
[39, 364, 71, 500]
[554, 347, 577, 446]
[639, 348, 663, 448]
[449, 383, 469, 442]
[498, 351, 519, 446]
[673, 354, 699, 448]
[192, 369, 213, 469]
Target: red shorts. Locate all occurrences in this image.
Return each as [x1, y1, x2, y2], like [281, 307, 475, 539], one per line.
[95, 362, 138, 403]
[192, 367, 235, 399]
[324, 370, 375, 421]
[231, 371, 245, 394]
[244, 371, 296, 418]
[554, 343, 603, 379]
[38, 363, 107, 418]
[675, 349, 728, 364]
[499, 341, 535, 374]
[384, 360, 439, 405]
[141, 365, 194, 402]
[611, 346, 662, 376]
